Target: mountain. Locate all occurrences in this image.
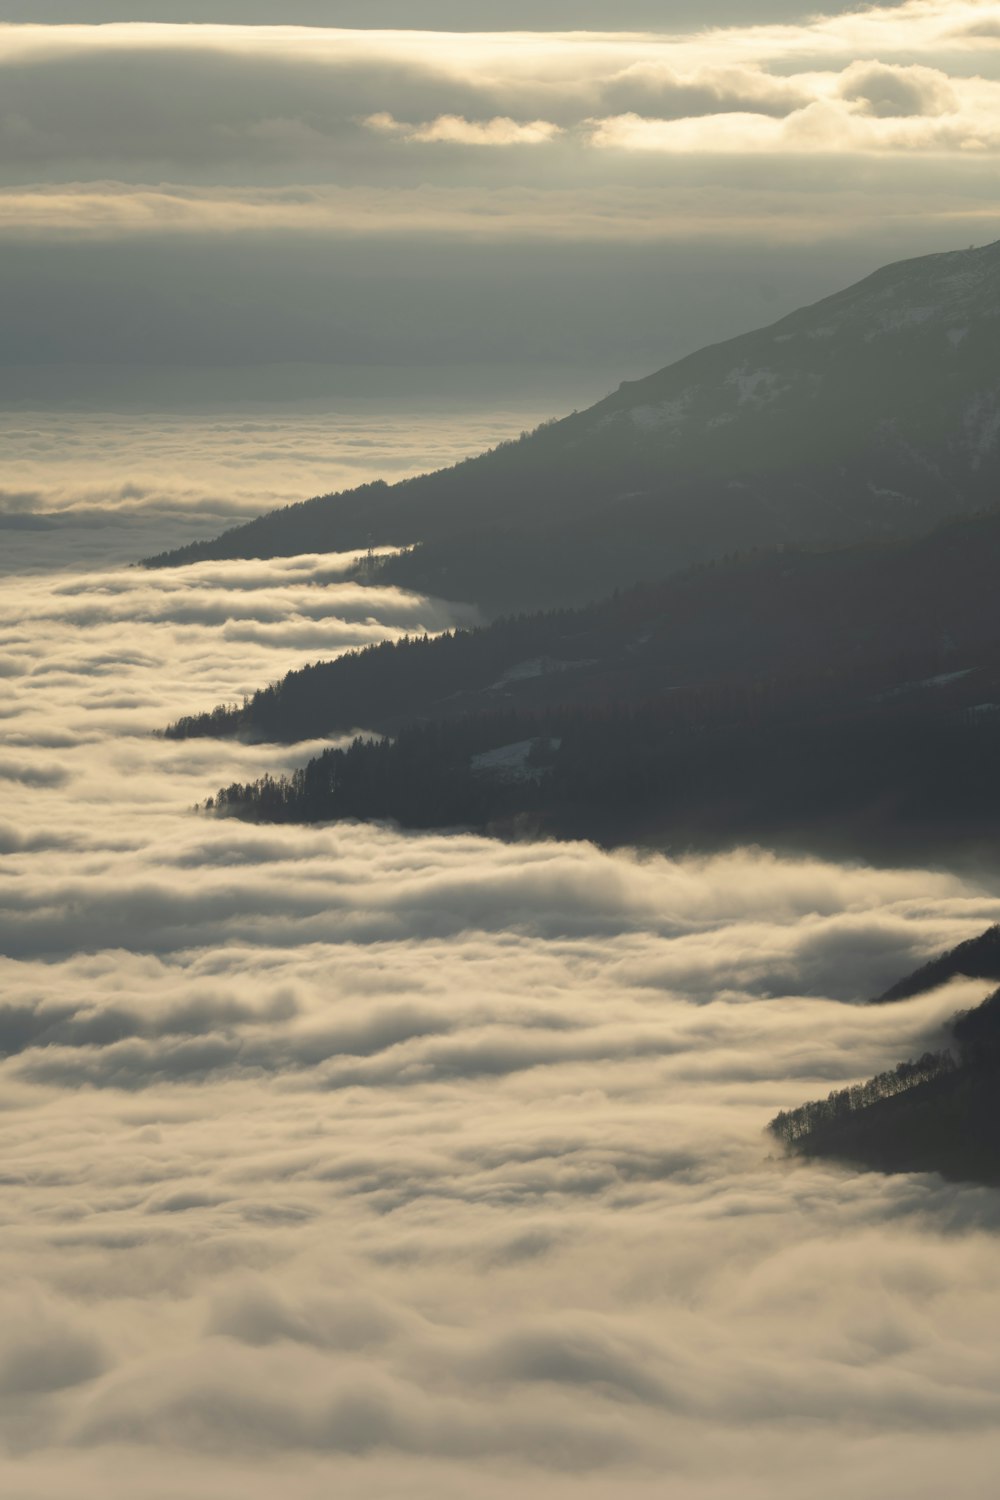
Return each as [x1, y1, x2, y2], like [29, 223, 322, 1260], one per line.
[874, 925, 1000, 1004]
[200, 621, 1000, 866]
[146, 241, 1000, 611]
[168, 507, 1000, 864]
[168, 510, 1000, 746]
[771, 976, 1000, 1186]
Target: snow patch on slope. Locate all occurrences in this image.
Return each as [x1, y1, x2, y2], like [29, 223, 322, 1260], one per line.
[470, 736, 561, 782]
[963, 391, 1000, 470]
[725, 366, 784, 406]
[491, 656, 591, 688]
[628, 395, 693, 432]
[865, 305, 939, 340]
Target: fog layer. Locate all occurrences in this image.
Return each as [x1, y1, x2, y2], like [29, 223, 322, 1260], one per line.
[3, 434, 1000, 1496]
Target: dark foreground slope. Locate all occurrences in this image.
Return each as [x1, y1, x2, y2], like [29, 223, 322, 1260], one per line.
[169, 510, 1000, 747]
[771, 984, 1000, 1186]
[146, 241, 1000, 612]
[207, 645, 1000, 865]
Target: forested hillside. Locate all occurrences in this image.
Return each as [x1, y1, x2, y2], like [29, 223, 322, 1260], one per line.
[169, 510, 1000, 746]
[205, 648, 1000, 864]
[771, 983, 1000, 1186]
[875, 925, 1000, 1004]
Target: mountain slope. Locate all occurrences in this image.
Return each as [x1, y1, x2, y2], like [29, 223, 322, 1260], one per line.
[771, 980, 1000, 1186]
[875, 925, 1000, 1004]
[146, 241, 1000, 610]
[168, 510, 1000, 746]
[205, 651, 1000, 863]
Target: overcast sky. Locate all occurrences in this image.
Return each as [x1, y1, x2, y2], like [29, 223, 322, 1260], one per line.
[3, 1, 999, 404]
[1, 3, 909, 27]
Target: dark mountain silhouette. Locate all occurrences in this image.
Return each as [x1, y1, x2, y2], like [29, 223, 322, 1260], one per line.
[168, 509, 1000, 746]
[146, 240, 1000, 611]
[874, 925, 1000, 1004]
[771, 978, 1000, 1186]
[201, 637, 1000, 866]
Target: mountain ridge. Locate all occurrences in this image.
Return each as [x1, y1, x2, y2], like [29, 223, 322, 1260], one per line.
[144, 239, 1000, 611]
[167, 507, 1000, 747]
[772, 954, 1000, 1187]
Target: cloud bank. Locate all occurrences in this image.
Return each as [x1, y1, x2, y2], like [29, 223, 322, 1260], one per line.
[0, 404, 561, 569]
[3, 500, 1000, 1495]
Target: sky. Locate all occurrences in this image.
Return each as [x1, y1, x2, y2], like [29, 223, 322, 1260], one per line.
[4, 0, 1000, 406]
[0, 3, 916, 30]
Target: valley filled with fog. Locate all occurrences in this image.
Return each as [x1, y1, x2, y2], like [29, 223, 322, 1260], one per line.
[4, 416, 1000, 1499]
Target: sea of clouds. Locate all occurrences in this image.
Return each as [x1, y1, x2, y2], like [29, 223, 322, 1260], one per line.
[4, 422, 1000, 1498]
[0, 402, 553, 571]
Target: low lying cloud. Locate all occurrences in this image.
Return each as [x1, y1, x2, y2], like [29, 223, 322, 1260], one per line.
[4, 504, 1000, 1495]
[0, 405, 549, 572]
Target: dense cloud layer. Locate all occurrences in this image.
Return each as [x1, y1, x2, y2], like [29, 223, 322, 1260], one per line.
[3, 466, 1000, 1495]
[4, 11, 1000, 186]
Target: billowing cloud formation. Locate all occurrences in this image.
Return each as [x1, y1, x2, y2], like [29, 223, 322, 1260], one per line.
[4, 488, 1000, 1495]
[2, 8, 1000, 212]
[839, 59, 959, 116]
